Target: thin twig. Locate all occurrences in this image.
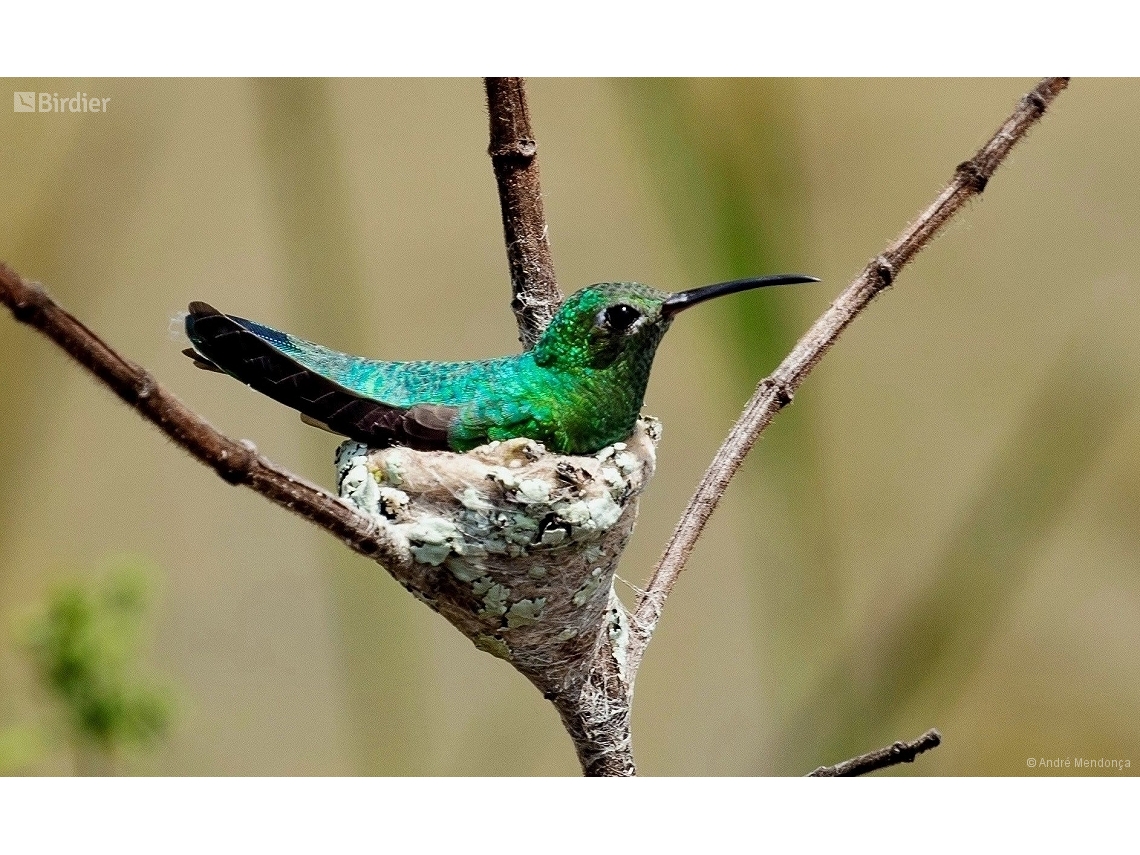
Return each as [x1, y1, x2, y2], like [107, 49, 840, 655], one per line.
[484, 77, 563, 349]
[628, 77, 1070, 670]
[808, 729, 943, 777]
[0, 264, 411, 573]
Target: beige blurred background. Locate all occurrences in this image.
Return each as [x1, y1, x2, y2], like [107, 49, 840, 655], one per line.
[0, 79, 1137, 775]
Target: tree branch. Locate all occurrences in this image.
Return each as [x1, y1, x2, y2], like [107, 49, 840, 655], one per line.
[628, 77, 1070, 671]
[485, 77, 563, 349]
[0, 264, 410, 573]
[808, 728, 942, 777]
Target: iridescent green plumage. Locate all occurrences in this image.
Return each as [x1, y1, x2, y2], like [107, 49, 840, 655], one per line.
[184, 275, 817, 454]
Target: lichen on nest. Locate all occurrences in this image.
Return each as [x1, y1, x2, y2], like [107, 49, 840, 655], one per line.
[334, 418, 660, 692]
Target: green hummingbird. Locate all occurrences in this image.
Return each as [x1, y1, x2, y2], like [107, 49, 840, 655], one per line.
[184, 274, 817, 455]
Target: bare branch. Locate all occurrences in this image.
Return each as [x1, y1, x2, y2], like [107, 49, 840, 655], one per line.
[808, 728, 943, 777]
[485, 77, 563, 348]
[628, 77, 1070, 669]
[0, 263, 411, 573]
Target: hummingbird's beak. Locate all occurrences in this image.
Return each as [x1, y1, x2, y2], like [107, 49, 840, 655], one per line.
[661, 274, 820, 319]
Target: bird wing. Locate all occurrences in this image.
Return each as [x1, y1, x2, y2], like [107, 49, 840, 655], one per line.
[184, 301, 458, 451]
[447, 387, 553, 453]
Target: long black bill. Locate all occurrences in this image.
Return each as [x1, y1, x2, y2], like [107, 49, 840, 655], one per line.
[661, 273, 820, 319]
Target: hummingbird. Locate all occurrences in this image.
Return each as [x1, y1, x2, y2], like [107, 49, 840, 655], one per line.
[183, 274, 818, 455]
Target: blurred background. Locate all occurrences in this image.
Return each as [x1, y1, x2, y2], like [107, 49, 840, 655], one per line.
[0, 78, 1137, 776]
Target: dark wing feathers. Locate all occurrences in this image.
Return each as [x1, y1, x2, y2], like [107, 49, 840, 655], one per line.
[184, 301, 457, 450]
[181, 347, 223, 372]
[403, 404, 460, 443]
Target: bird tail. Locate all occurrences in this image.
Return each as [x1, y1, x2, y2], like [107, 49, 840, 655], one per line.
[183, 302, 455, 449]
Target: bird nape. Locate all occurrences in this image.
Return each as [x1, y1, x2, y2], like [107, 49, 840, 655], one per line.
[184, 273, 818, 455]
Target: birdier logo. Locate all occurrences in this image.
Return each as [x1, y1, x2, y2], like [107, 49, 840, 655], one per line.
[13, 91, 110, 113]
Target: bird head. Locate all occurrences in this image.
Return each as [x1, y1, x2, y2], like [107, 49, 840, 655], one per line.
[531, 274, 819, 372]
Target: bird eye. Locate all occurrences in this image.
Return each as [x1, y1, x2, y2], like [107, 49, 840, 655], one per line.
[602, 304, 641, 332]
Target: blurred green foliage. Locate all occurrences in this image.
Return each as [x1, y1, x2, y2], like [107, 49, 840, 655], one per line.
[24, 561, 171, 773]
